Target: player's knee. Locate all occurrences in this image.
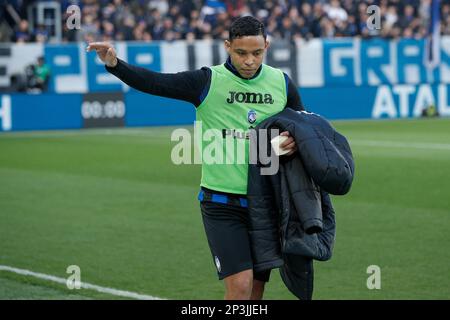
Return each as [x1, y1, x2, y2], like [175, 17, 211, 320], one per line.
[226, 272, 253, 299]
[235, 276, 253, 294]
[251, 280, 266, 300]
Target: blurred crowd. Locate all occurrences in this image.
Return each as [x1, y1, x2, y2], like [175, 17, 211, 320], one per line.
[2, 0, 450, 43]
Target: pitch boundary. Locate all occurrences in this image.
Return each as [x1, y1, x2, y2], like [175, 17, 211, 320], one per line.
[0, 265, 165, 300]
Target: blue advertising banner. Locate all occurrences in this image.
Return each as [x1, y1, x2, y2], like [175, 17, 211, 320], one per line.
[302, 84, 450, 119]
[0, 93, 82, 131]
[125, 92, 195, 127]
[2, 84, 449, 132]
[3, 38, 446, 94]
[321, 38, 448, 87]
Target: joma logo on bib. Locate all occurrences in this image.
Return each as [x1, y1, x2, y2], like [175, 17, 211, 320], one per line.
[226, 91, 274, 104]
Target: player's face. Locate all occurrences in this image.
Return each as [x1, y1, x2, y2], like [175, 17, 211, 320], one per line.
[225, 35, 269, 79]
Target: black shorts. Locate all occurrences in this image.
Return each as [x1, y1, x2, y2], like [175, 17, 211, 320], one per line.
[200, 196, 271, 282]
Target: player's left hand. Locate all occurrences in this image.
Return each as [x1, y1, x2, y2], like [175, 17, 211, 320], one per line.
[279, 131, 297, 156]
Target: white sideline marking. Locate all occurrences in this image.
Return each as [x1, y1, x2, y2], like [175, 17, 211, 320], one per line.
[2, 129, 450, 151]
[350, 140, 450, 151]
[0, 130, 162, 139]
[0, 128, 176, 139]
[0, 265, 164, 300]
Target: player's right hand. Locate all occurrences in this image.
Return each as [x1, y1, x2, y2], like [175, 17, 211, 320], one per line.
[86, 42, 118, 68]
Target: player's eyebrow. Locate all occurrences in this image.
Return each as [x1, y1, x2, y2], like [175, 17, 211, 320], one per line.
[234, 48, 264, 54]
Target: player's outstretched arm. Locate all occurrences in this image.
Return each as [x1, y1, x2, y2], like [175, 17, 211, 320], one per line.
[85, 42, 209, 107]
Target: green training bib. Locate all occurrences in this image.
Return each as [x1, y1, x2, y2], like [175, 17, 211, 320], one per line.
[195, 63, 287, 194]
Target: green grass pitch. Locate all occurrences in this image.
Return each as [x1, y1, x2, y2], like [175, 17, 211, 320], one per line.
[0, 118, 449, 300]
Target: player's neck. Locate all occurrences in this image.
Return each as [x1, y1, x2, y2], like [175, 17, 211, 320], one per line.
[225, 56, 262, 80]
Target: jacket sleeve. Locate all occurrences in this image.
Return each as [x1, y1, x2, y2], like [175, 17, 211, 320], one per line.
[293, 111, 354, 195]
[270, 109, 355, 195]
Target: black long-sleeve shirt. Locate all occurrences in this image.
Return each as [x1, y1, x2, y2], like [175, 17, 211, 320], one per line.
[106, 57, 304, 196]
[105, 57, 304, 110]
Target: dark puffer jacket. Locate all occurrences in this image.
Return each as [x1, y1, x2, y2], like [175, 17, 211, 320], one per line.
[247, 108, 354, 300]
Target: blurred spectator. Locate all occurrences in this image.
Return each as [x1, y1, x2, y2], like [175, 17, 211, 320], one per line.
[34, 56, 51, 92]
[2, 0, 450, 43]
[34, 24, 49, 43]
[10, 56, 51, 93]
[14, 19, 31, 43]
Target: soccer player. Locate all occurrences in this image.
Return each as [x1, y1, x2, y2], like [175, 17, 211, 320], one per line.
[87, 16, 304, 300]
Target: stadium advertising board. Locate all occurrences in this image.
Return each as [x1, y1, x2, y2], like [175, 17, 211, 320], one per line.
[1, 38, 448, 93]
[0, 38, 449, 131]
[0, 93, 82, 131]
[82, 92, 125, 128]
[2, 83, 448, 131]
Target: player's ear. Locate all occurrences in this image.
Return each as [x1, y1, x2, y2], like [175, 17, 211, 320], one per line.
[224, 40, 231, 54]
[264, 39, 270, 50]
